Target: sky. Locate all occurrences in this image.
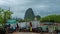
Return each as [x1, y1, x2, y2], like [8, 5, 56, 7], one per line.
[0, 0, 60, 19]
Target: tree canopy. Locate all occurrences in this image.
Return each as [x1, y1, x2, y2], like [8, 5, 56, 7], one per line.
[36, 15, 41, 20]
[40, 15, 60, 23]
[0, 8, 13, 24]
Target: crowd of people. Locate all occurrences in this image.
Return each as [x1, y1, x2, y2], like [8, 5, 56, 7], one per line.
[0, 22, 59, 34]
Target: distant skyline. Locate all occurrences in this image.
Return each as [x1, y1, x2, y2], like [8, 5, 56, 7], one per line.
[0, 0, 60, 19]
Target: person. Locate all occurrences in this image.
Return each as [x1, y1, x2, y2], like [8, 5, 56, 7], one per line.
[5, 24, 11, 34]
[9, 24, 10, 28]
[5, 26, 9, 34]
[9, 24, 10, 32]
[30, 22, 32, 32]
[46, 28, 48, 32]
[16, 24, 19, 31]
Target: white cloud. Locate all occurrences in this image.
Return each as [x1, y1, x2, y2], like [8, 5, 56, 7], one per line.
[0, 0, 7, 5]
[0, 0, 60, 18]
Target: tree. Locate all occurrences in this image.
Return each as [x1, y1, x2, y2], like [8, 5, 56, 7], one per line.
[36, 15, 41, 20]
[0, 8, 13, 24]
[4, 10, 13, 19]
[40, 14, 60, 23]
[3, 10, 13, 23]
[0, 8, 4, 24]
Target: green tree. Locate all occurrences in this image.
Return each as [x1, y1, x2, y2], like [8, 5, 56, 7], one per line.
[40, 14, 60, 23]
[3, 10, 13, 23]
[0, 8, 13, 24]
[36, 15, 41, 20]
[0, 8, 4, 24]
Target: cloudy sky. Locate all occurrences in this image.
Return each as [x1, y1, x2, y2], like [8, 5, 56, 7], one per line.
[0, 0, 60, 19]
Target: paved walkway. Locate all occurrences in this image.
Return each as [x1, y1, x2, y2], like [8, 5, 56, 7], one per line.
[12, 32, 40, 34]
[12, 32, 51, 34]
